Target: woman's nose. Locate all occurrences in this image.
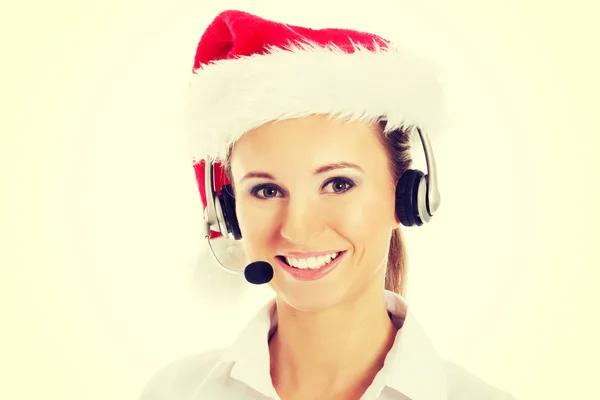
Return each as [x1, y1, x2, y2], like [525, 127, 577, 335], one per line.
[279, 198, 325, 245]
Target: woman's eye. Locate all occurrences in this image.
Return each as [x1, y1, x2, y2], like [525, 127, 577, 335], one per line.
[251, 185, 282, 199]
[250, 177, 355, 199]
[323, 177, 355, 194]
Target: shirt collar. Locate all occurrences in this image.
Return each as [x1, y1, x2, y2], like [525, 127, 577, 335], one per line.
[216, 290, 447, 400]
[219, 299, 279, 397]
[382, 292, 448, 399]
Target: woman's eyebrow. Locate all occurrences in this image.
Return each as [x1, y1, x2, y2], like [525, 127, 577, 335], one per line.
[240, 161, 365, 183]
[313, 162, 365, 175]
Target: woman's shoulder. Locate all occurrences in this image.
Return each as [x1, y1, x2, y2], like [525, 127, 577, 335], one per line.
[138, 347, 226, 400]
[442, 360, 518, 400]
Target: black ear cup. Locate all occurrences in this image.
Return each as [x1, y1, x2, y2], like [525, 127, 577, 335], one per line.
[395, 169, 425, 227]
[219, 184, 243, 240]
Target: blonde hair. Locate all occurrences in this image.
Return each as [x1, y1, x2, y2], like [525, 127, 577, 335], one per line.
[223, 120, 414, 297]
[376, 121, 413, 297]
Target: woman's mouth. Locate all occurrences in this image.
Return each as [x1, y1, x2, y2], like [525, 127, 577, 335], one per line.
[275, 251, 347, 281]
[278, 251, 342, 269]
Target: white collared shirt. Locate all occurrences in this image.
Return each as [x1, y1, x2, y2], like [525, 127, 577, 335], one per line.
[140, 291, 516, 399]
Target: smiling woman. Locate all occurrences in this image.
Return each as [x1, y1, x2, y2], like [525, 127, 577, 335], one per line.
[139, 9, 517, 400]
[224, 116, 411, 309]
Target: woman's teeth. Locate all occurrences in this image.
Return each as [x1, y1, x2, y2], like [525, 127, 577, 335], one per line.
[284, 252, 341, 269]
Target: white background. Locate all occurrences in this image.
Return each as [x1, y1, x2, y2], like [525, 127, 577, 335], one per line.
[2, 0, 598, 399]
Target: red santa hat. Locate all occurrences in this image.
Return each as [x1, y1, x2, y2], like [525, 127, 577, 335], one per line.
[186, 10, 445, 298]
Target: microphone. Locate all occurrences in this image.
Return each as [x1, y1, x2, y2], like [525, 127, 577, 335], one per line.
[244, 261, 274, 285]
[204, 234, 274, 285]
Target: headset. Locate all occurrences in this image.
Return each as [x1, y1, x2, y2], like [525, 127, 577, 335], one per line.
[202, 126, 441, 247]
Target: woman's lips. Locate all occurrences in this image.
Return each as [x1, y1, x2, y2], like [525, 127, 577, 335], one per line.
[275, 250, 347, 281]
[280, 250, 344, 258]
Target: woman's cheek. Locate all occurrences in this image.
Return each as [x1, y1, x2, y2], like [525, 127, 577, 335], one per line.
[327, 195, 395, 260]
[333, 201, 366, 235]
[237, 200, 279, 254]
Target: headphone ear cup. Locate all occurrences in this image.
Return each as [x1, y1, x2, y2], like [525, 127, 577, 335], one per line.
[395, 169, 425, 227]
[219, 184, 243, 240]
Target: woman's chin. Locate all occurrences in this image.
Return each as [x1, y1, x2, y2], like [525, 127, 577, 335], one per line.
[274, 283, 352, 313]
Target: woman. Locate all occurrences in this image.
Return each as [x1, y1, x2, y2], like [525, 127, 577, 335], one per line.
[140, 9, 517, 400]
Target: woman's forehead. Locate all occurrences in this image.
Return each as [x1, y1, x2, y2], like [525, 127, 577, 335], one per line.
[233, 116, 380, 154]
[229, 116, 388, 176]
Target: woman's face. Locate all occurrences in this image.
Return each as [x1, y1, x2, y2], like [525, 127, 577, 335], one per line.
[229, 115, 400, 311]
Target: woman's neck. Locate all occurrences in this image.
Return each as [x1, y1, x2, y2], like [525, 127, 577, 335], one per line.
[268, 282, 398, 398]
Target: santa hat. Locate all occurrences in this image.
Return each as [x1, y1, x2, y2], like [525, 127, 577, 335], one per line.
[185, 10, 445, 298]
